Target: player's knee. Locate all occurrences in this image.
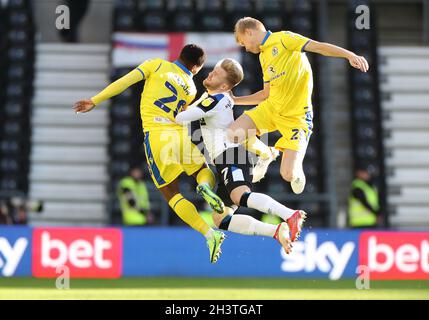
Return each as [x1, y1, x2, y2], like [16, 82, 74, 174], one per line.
[230, 193, 241, 206]
[230, 191, 251, 207]
[217, 214, 232, 231]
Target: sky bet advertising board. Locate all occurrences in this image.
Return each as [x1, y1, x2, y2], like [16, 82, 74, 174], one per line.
[0, 226, 428, 280]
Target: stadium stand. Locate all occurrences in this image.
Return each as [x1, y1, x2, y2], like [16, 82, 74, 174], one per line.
[379, 46, 429, 228]
[28, 43, 110, 225]
[347, 0, 387, 226]
[0, 0, 34, 196]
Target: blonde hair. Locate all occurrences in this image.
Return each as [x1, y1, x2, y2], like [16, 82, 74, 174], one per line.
[219, 58, 244, 88]
[234, 17, 266, 40]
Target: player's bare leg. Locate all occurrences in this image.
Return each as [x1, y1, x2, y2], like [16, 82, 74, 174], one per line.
[159, 177, 225, 263]
[227, 114, 258, 144]
[280, 148, 306, 194]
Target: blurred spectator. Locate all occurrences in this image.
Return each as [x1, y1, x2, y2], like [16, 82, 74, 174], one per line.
[348, 167, 381, 228]
[58, 0, 90, 43]
[117, 166, 154, 226]
[0, 200, 13, 225]
[0, 197, 43, 225]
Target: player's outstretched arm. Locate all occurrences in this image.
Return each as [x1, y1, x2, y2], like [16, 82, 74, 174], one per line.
[233, 82, 270, 105]
[73, 68, 144, 114]
[175, 107, 207, 125]
[304, 40, 369, 72]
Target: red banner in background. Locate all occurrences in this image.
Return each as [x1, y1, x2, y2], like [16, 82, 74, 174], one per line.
[359, 232, 429, 280]
[32, 228, 122, 278]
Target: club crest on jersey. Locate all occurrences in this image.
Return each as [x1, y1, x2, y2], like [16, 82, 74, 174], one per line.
[272, 46, 278, 56]
[201, 97, 214, 107]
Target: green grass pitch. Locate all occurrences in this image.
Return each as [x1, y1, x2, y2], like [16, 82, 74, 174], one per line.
[0, 278, 428, 300]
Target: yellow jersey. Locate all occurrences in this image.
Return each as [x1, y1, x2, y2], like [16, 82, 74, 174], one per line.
[136, 58, 197, 131]
[259, 31, 313, 117]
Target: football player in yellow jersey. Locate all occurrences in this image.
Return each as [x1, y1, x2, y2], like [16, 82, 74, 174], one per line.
[73, 44, 225, 263]
[230, 17, 369, 199]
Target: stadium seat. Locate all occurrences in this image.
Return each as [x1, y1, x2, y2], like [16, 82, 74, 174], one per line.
[260, 15, 284, 31]
[7, 64, 28, 81]
[292, 0, 312, 11]
[199, 15, 225, 31]
[254, 0, 283, 12]
[225, 0, 253, 11]
[357, 123, 376, 139]
[8, 0, 32, 10]
[111, 123, 133, 139]
[114, 11, 137, 31]
[166, 0, 193, 11]
[8, 47, 34, 64]
[114, 0, 136, 10]
[110, 142, 133, 157]
[195, 0, 222, 11]
[140, 11, 168, 31]
[173, 12, 195, 31]
[291, 15, 312, 34]
[138, 0, 164, 10]
[357, 144, 378, 159]
[111, 103, 135, 120]
[354, 105, 376, 121]
[352, 71, 373, 86]
[354, 87, 374, 103]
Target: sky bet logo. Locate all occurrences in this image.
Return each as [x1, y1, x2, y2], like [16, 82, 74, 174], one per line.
[33, 228, 122, 278]
[281, 232, 358, 280]
[0, 237, 29, 277]
[0, 227, 32, 277]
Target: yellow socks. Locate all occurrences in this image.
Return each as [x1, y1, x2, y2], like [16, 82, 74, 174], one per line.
[196, 167, 216, 189]
[168, 193, 210, 235]
[244, 136, 272, 160]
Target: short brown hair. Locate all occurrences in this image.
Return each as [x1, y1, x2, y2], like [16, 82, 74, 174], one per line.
[234, 17, 266, 40]
[220, 58, 244, 88]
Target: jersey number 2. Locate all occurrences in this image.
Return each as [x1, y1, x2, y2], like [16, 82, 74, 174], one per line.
[154, 81, 186, 117]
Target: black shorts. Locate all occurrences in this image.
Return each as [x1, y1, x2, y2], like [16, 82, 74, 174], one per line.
[214, 146, 255, 207]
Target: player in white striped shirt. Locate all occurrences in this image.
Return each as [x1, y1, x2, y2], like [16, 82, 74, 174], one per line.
[175, 58, 306, 254]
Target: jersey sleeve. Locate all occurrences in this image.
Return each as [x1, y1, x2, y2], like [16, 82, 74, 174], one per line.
[196, 94, 222, 115]
[135, 58, 163, 80]
[175, 107, 207, 124]
[280, 31, 311, 52]
[91, 68, 144, 105]
[259, 54, 270, 83]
